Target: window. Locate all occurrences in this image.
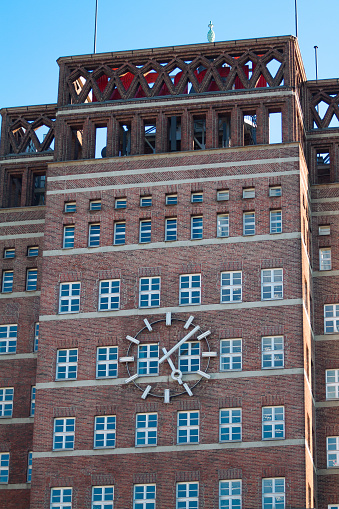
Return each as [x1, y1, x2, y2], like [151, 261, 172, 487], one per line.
[2, 271, 13, 293]
[114, 222, 126, 245]
[27, 451, 32, 482]
[115, 198, 126, 209]
[262, 478, 285, 509]
[168, 115, 181, 151]
[139, 277, 160, 308]
[179, 342, 200, 373]
[135, 413, 157, 446]
[262, 336, 284, 369]
[327, 436, 339, 467]
[56, 349, 78, 380]
[140, 196, 152, 207]
[324, 304, 339, 333]
[217, 190, 229, 201]
[243, 212, 255, 235]
[219, 480, 242, 509]
[166, 194, 177, 205]
[326, 369, 339, 399]
[144, 121, 156, 154]
[191, 192, 203, 203]
[88, 224, 100, 247]
[217, 214, 229, 238]
[193, 116, 206, 150]
[176, 482, 199, 509]
[269, 186, 282, 197]
[262, 406, 285, 439]
[133, 484, 156, 509]
[320, 248, 332, 270]
[191, 216, 203, 239]
[219, 408, 242, 442]
[30, 386, 36, 416]
[270, 211, 282, 234]
[3, 248, 15, 259]
[0, 453, 9, 483]
[165, 218, 177, 241]
[220, 271, 242, 302]
[64, 202, 76, 213]
[94, 415, 116, 448]
[139, 220, 151, 243]
[50, 487, 72, 509]
[27, 246, 39, 257]
[63, 226, 75, 249]
[90, 200, 101, 211]
[177, 411, 199, 444]
[96, 347, 118, 378]
[53, 417, 75, 450]
[59, 282, 80, 314]
[34, 322, 39, 352]
[98, 280, 120, 311]
[243, 187, 255, 199]
[319, 225, 330, 236]
[220, 339, 242, 371]
[0, 388, 14, 417]
[137, 344, 159, 376]
[92, 486, 114, 509]
[179, 274, 201, 305]
[26, 268, 37, 291]
[261, 269, 283, 300]
[0, 324, 17, 354]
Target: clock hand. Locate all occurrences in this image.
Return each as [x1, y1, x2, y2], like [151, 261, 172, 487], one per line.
[158, 325, 200, 364]
[162, 347, 183, 384]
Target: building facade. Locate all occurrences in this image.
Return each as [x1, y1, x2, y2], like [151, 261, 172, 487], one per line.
[0, 35, 338, 508]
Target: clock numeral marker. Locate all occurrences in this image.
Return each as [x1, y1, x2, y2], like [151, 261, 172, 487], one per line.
[197, 330, 211, 340]
[144, 319, 153, 331]
[164, 389, 170, 403]
[141, 385, 152, 399]
[125, 373, 139, 384]
[166, 312, 172, 326]
[184, 315, 195, 329]
[183, 383, 193, 397]
[126, 335, 140, 345]
[197, 370, 211, 379]
[119, 356, 134, 363]
[202, 351, 217, 357]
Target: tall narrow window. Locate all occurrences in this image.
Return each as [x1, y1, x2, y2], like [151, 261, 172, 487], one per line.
[114, 222, 126, 245]
[177, 411, 199, 444]
[70, 126, 83, 160]
[34, 323, 39, 352]
[168, 116, 181, 152]
[165, 218, 177, 241]
[30, 386, 36, 416]
[56, 349, 78, 380]
[139, 220, 151, 243]
[95, 126, 108, 158]
[0, 453, 9, 483]
[262, 336, 284, 369]
[327, 436, 339, 467]
[137, 344, 159, 376]
[218, 115, 231, 148]
[191, 216, 203, 239]
[63, 226, 75, 249]
[243, 212, 255, 235]
[32, 174, 46, 206]
[0, 388, 14, 418]
[316, 150, 331, 184]
[118, 123, 131, 156]
[144, 121, 156, 154]
[88, 224, 100, 247]
[269, 111, 282, 144]
[326, 369, 339, 399]
[193, 116, 206, 150]
[220, 339, 242, 371]
[53, 417, 75, 450]
[217, 214, 229, 238]
[2, 271, 13, 293]
[220, 271, 242, 302]
[0, 324, 17, 354]
[179, 342, 200, 373]
[324, 304, 339, 334]
[243, 114, 257, 146]
[27, 451, 33, 483]
[262, 406, 285, 439]
[26, 269, 37, 291]
[320, 248, 331, 270]
[176, 482, 199, 509]
[270, 210, 282, 233]
[96, 346, 118, 378]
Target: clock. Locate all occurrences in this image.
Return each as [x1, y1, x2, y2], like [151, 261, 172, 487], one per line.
[119, 312, 217, 403]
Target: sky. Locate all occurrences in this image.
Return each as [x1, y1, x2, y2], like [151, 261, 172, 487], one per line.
[0, 0, 337, 112]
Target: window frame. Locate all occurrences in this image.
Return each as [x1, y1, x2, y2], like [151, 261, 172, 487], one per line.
[269, 186, 282, 197]
[270, 210, 282, 234]
[219, 479, 242, 509]
[27, 246, 39, 257]
[243, 211, 255, 235]
[0, 453, 10, 484]
[64, 202, 76, 213]
[319, 248, 332, 271]
[50, 487, 73, 509]
[3, 248, 15, 259]
[242, 187, 255, 199]
[63, 225, 75, 249]
[166, 194, 178, 205]
[88, 223, 101, 247]
[219, 408, 242, 442]
[139, 220, 151, 243]
[326, 369, 339, 400]
[26, 268, 37, 291]
[261, 336, 284, 369]
[220, 338, 242, 371]
[165, 217, 177, 241]
[262, 478, 285, 509]
[324, 304, 339, 334]
[217, 190, 229, 201]
[191, 192, 203, 203]
[139, 277, 160, 308]
[98, 279, 120, 311]
[176, 482, 199, 509]
[220, 271, 242, 303]
[179, 273, 201, 306]
[177, 410, 199, 444]
[115, 197, 126, 209]
[262, 406, 285, 440]
[59, 282, 81, 314]
[113, 221, 126, 245]
[94, 415, 116, 449]
[96, 346, 118, 379]
[91, 486, 114, 509]
[217, 214, 229, 238]
[133, 484, 156, 509]
[191, 216, 203, 239]
[261, 269, 283, 301]
[56, 349, 78, 380]
[140, 196, 152, 207]
[90, 200, 102, 211]
[2, 270, 13, 293]
[0, 387, 14, 418]
[53, 417, 75, 450]
[137, 343, 159, 376]
[0, 324, 17, 354]
[135, 412, 158, 446]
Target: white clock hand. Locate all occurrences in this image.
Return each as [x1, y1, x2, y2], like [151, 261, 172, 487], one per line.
[158, 325, 200, 364]
[162, 347, 183, 384]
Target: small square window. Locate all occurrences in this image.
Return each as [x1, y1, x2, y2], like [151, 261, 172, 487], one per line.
[3, 248, 15, 259]
[90, 200, 102, 211]
[166, 194, 177, 205]
[217, 190, 229, 201]
[27, 246, 39, 257]
[115, 198, 126, 209]
[64, 202, 76, 213]
[319, 225, 330, 236]
[26, 269, 37, 291]
[269, 186, 282, 197]
[140, 196, 152, 207]
[243, 187, 255, 199]
[191, 192, 203, 203]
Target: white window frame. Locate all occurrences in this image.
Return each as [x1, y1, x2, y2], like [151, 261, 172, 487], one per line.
[217, 214, 229, 238]
[165, 217, 177, 241]
[217, 190, 229, 201]
[176, 482, 199, 509]
[64, 202, 76, 213]
[3, 248, 15, 259]
[270, 210, 282, 234]
[179, 274, 201, 305]
[63, 225, 75, 249]
[91, 486, 114, 509]
[2, 270, 13, 293]
[327, 436, 339, 467]
[59, 282, 81, 314]
[326, 369, 339, 399]
[166, 194, 178, 205]
[0, 387, 14, 418]
[94, 415, 116, 449]
[140, 196, 152, 207]
[243, 187, 255, 199]
[139, 220, 151, 243]
[34, 322, 39, 352]
[98, 279, 120, 311]
[27, 246, 39, 257]
[53, 417, 75, 450]
[220, 339, 242, 371]
[137, 344, 159, 376]
[0, 324, 17, 354]
[30, 386, 36, 416]
[96, 346, 118, 379]
[115, 197, 126, 209]
[219, 479, 242, 509]
[243, 212, 255, 235]
[191, 216, 203, 239]
[262, 336, 284, 369]
[88, 223, 100, 247]
[177, 411, 199, 444]
[133, 484, 156, 509]
[0, 453, 9, 484]
[90, 200, 102, 211]
[319, 225, 330, 235]
[219, 408, 242, 442]
[262, 406, 285, 440]
[56, 349, 78, 380]
[139, 277, 160, 308]
[179, 342, 200, 373]
[262, 478, 285, 509]
[114, 221, 126, 245]
[135, 413, 158, 446]
[269, 186, 282, 197]
[320, 248, 332, 271]
[220, 271, 242, 302]
[191, 192, 203, 203]
[324, 304, 339, 334]
[261, 269, 283, 300]
[50, 487, 73, 509]
[26, 268, 37, 291]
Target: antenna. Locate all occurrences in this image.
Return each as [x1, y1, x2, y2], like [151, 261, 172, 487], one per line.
[314, 46, 318, 81]
[93, 0, 98, 54]
[294, 0, 298, 38]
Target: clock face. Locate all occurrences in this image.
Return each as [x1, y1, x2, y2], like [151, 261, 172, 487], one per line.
[119, 312, 217, 402]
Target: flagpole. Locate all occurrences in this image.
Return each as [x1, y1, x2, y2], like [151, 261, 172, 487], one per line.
[294, 0, 298, 38]
[94, 0, 98, 54]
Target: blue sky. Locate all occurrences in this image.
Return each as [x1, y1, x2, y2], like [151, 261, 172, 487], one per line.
[0, 0, 337, 111]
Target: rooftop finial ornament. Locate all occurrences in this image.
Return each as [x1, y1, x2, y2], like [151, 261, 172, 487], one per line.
[207, 21, 215, 43]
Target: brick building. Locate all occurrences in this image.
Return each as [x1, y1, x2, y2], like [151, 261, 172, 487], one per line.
[0, 35, 338, 508]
